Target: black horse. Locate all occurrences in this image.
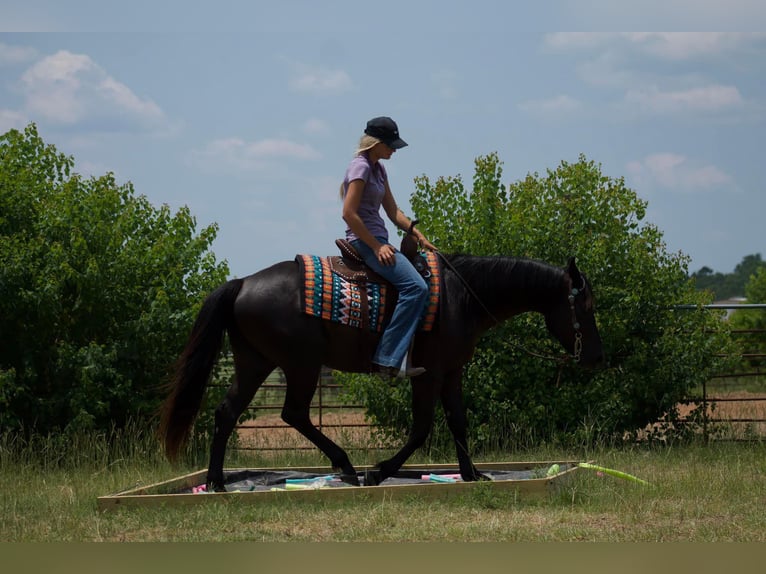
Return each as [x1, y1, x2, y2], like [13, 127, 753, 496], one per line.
[160, 252, 603, 491]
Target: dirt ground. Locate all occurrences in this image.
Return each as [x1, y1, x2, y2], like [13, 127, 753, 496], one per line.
[237, 411, 382, 451]
[676, 390, 766, 437]
[678, 391, 766, 417]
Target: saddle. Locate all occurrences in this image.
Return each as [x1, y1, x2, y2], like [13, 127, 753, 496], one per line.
[296, 222, 440, 333]
[330, 222, 431, 284]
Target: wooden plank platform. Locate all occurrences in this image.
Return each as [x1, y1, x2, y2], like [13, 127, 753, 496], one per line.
[97, 461, 580, 512]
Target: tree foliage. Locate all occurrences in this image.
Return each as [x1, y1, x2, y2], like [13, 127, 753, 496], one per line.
[691, 254, 766, 300]
[0, 124, 229, 434]
[730, 267, 766, 364]
[342, 153, 731, 448]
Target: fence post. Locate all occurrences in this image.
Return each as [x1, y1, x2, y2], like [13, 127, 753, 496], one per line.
[702, 377, 708, 444]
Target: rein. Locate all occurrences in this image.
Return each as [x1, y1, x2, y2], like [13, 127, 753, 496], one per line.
[434, 250, 584, 364]
[433, 250, 502, 325]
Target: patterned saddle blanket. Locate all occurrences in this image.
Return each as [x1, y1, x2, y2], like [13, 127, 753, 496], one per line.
[296, 251, 440, 332]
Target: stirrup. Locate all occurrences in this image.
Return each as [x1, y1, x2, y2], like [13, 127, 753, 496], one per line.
[372, 363, 426, 379]
[402, 351, 425, 378]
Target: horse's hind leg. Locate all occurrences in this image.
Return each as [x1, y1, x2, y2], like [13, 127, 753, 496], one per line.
[207, 343, 274, 492]
[281, 366, 360, 486]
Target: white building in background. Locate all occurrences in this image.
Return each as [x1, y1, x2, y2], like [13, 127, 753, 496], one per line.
[713, 297, 748, 319]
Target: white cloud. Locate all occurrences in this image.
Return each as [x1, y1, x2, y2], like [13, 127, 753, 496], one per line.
[576, 54, 641, 89]
[627, 153, 734, 193]
[289, 64, 353, 95]
[545, 32, 766, 60]
[623, 33, 755, 60]
[19, 50, 166, 130]
[0, 42, 38, 66]
[518, 95, 582, 116]
[190, 137, 321, 172]
[625, 85, 743, 114]
[544, 33, 757, 121]
[303, 118, 330, 135]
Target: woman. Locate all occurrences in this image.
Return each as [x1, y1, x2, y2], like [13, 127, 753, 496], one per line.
[341, 116, 436, 379]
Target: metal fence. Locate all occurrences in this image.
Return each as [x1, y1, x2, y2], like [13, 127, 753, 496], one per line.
[233, 368, 382, 452]
[232, 305, 766, 450]
[676, 304, 766, 441]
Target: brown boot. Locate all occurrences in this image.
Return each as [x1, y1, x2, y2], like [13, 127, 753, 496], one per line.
[372, 363, 426, 379]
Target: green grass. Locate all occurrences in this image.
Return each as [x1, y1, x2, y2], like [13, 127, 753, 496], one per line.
[2, 426, 765, 542]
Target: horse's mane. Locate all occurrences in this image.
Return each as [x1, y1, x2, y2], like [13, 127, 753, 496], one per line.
[443, 254, 565, 294]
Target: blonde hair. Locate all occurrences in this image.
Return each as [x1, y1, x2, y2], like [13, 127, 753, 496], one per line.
[339, 134, 383, 199]
[355, 134, 381, 155]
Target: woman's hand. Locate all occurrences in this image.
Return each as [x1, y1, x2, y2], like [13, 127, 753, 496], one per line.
[414, 231, 437, 252]
[375, 243, 397, 266]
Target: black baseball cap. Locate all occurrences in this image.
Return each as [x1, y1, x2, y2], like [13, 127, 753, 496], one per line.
[364, 116, 408, 149]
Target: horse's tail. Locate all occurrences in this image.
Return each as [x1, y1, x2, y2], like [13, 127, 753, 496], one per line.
[159, 278, 244, 461]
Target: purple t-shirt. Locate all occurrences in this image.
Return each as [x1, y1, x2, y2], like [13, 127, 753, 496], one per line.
[342, 153, 389, 242]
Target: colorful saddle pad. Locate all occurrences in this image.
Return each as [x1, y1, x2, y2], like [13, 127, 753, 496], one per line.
[296, 251, 440, 332]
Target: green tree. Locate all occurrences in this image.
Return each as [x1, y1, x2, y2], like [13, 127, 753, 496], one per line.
[691, 254, 766, 300]
[0, 124, 229, 434]
[742, 267, 766, 303]
[341, 153, 729, 447]
[730, 267, 766, 365]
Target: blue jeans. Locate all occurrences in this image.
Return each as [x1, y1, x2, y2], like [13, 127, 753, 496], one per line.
[352, 238, 429, 368]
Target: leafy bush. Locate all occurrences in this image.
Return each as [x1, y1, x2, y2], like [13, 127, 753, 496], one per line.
[0, 124, 229, 435]
[338, 153, 731, 448]
[730, 267, 766, 370]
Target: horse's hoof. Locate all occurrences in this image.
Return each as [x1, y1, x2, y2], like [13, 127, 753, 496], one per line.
[207, 480, 227, 493]
[339, 473, 361, 487]
[363, 469, 383, 486]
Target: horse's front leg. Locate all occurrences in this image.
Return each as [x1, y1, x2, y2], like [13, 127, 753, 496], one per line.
[441, 370, 489, 482]
[366, 378, 439, 486]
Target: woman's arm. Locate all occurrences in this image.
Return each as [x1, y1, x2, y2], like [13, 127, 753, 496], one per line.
[382, 183, 436, 251]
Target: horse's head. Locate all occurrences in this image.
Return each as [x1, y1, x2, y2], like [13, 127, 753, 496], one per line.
[544, 257, 604, 367]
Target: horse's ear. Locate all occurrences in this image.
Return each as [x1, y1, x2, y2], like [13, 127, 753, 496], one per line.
[566, 257, 583, 288]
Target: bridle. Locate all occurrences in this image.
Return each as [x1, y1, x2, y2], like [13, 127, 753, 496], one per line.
[568, 286, 585, 363]
[434, 250, 586, 364]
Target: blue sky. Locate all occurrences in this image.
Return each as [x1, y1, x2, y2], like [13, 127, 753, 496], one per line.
[1, 2, 765, 280]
